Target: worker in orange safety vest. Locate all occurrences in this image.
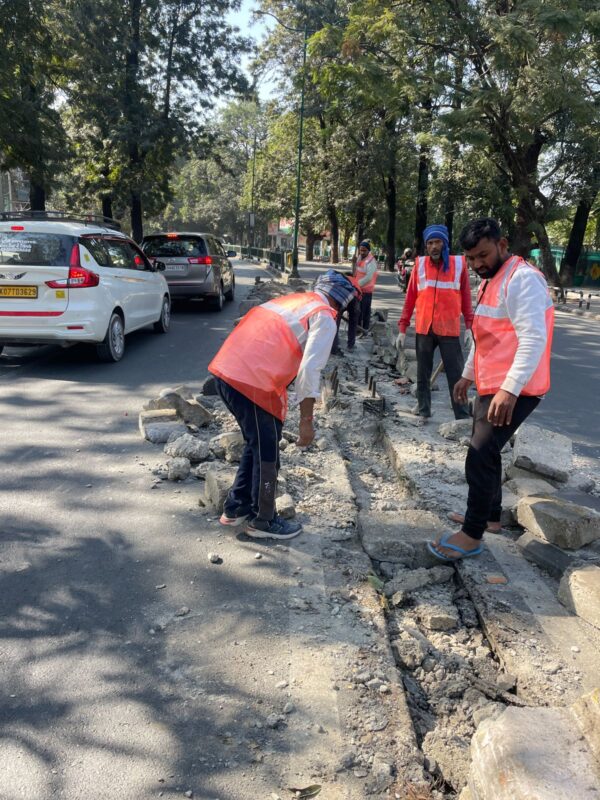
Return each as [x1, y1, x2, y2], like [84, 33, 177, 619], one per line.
[351, 240, 379, 346]
[397, 224, 473, 419]
[208, 270, 359, 541]
[429, 217, 554, 563]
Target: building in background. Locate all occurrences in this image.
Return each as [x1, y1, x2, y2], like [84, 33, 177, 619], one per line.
[0, 168, 29, 212]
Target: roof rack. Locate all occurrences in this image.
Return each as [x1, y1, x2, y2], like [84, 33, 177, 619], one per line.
[0, 210, 122, 231]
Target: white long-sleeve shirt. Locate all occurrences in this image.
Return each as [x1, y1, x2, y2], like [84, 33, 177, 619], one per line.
[294, 290, 337, 402]
[463, 265, 549, 396]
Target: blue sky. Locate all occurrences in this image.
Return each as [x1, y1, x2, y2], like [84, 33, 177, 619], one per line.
[228, 0, 277, 100]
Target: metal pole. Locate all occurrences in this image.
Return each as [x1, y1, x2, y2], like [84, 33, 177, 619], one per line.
[250, 131, 257, 249]
[290, 28, 308, 279]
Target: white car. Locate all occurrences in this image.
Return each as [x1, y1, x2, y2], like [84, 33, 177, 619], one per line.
[0, 213, 171, 362]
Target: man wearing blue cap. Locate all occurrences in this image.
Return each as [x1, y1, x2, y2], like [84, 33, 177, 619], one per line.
[209, 270, 358, 540]
[397, 224, 473, 419]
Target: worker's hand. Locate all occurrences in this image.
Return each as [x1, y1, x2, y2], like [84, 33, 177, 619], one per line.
[453, 377, 473, 405]
[463, 329, 474, 351]
[297, 417, 315, 447]
[487, 389, 518, 427]
[396, 332, 406, 351]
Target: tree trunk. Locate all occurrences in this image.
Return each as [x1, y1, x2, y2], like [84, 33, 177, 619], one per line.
[342, 227, 350, 259]
[385, 169, 396, 271]
[102, 195, 113, 220]
[306, 230, 316, 262]
[512, 190, 536, 257]
[561, 168, 599, 286]
[328, 202, 339, 263]
[131, 191, 143, 243]
[354, 202, 365, 266]
[535, 223, 560, 286]
[444, 200, 454, 251]
[29, 181, 46, 211]
[413, 144, 429, 254]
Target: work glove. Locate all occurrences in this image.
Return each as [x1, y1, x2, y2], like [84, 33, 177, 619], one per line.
[396, 332, 406, 351]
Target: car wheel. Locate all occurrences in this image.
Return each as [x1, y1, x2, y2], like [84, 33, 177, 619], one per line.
[97, 311, 125, 362]
[154, 295, 171, 333]
[224, 276, 235, 301]
[211, 283, 225, 311]
[0, 345, 4, 357]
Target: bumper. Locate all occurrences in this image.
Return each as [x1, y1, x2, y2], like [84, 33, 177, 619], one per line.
[167, 280, 218, 299]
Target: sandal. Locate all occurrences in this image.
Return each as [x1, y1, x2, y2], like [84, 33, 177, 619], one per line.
[428, 532, 484, 563]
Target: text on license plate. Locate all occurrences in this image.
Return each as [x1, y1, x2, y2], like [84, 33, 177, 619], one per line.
[0, 285, 38, 298]
[166, 265, 187, 272]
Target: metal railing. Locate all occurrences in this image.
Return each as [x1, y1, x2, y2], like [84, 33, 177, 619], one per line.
[551, 287, 599, 311]
[228, 245, 293, 272]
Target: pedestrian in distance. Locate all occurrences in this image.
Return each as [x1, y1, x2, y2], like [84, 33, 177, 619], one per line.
[429, 217, 555, 562]
[396, 247, 414, 292]
[396, 224, 473, 420]
[208, 270, 359, 541]
[351, 240, 379, 345]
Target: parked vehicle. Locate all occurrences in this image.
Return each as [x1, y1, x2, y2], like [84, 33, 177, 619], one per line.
[141, 232, 236, 311]
[0, 212, 170, 362]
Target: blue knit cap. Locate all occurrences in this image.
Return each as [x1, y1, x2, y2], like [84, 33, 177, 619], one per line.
[314, 270, 357, 310]
[424, 224, 450, 272]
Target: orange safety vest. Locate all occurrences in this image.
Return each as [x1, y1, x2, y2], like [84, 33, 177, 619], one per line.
[208, 292, 336, 421]
[414, 255, 465, 336]
[473, 256, 554, 396]
[355, 253, 378, 293]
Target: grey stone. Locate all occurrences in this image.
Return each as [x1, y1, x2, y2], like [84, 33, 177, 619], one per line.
[365, 753, 394, 793]
[558, 564, 600, 630]
[209, 431, 244, 462]
[148, 391, 214, 427]
[358, 510, 446, 567]
[438, 419, 473, 441]
[167, 457, 191, 481]
[516, 495, 600, 550]
[572, 689, 600, 764]
[423, 728, 471, 791]
[467, 706, 600, 800]
[276, 493, 295, 519]
[384, 565, 454, 597]
[419, 604, 459, 631]
[143, 422, 188, 444]
[499, 489, 519, 526]
[516, 531, 573, 578]
[512, 423, 572, 482]
[504, 477, 557, 498]
[139, 408, 179, 429]
[164, 434, 211, 463]
[472, 702, 505, 728]
[204, 467, 237, 511]
[392, 633, 428, 670]
[191, 462, 213, 480]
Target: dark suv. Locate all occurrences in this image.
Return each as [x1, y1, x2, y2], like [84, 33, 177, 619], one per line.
[141, 232, 235, 311]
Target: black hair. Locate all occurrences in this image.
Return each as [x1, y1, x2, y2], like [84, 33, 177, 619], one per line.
[458, 217, 502, 250]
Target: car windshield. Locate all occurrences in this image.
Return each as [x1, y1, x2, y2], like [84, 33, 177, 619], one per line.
[0, 232, 74, 266]
[143, 236, 207, 258]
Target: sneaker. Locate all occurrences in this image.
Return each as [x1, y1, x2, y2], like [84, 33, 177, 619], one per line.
[246, 515, 303, 540]
[219, 509, 253, 527]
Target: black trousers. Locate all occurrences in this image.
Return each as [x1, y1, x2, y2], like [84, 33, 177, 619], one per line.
[463, 393, 540, 539]
[214, 377, 283, 522]
[358, 292, 373, 332]
[333, 296, 360, 351]
[415, 332, 469, 419]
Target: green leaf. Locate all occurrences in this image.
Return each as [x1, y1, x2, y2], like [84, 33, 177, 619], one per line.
[367, 573, 385, 593]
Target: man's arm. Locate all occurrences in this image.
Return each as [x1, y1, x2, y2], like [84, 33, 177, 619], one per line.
[398, 265, 418, 332]
[295, 312, 337, 446]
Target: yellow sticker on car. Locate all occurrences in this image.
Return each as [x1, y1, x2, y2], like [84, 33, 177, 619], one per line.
[55, 290, 66, 298]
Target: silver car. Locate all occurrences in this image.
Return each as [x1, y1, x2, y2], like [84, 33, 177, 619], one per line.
[141, 232, 236, 311]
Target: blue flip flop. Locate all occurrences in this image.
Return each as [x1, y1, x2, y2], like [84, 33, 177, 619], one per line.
[428, 532, 484, 563]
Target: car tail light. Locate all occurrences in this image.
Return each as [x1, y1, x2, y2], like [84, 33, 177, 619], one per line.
[167, 233, 179, 239]
[134, 255, 145, 267]
[46, 244, 100, 288]
[188, 256, 212, 265]
[11, 225, 25, 231]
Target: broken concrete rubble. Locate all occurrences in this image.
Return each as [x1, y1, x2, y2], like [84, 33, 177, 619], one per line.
[209, 430, 244, 462]
[558, 563, 600, 630]
[164, 433, 211, 463]
[358, 510, 446, 567]
[204, 466, 237, 511]
[512, 423, 573, 482]
[516, 494, 600, 549]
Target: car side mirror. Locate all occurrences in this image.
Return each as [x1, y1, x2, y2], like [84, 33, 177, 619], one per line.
[227, 250, 237, 258]
[155, 260, 166, 271]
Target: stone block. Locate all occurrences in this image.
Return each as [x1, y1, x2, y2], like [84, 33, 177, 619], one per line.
[384, 565, 454, 598]
[167, 457, 190, 481]
[147, 391, 214, 427]
[209, 431, 244, 462]
[370, 320, 394, 346]
[391, 632, 428, 670]
[467, 706, 600, 800]
[512, 423, 572, 482]
[139, 408, 179, 428]
[572, 689, 600, 764]
[558, 563, 600, 630]
[516, 495, 600, 550]
[164, 434, 211, 463]
[358, 510, 446, 567]
[405, 362, 418, 382]
[438, 419, 473, 441]
[499, 489, 519, 526]
[204, 467, 237, 511]
[419, 603, 459, 631]
[142, 422, 188, 444]
[504, 477, 557, 498]
[516, 531, 573, 578]
[276, 493, 295, 519]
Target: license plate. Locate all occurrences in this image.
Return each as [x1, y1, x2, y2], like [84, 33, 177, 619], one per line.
[0, 285, 38, 298]
[166, 265, 186, 273]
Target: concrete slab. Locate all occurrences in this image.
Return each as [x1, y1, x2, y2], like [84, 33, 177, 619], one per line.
[516, 531, 573, 578]
[504, 476, 557, 498]
[516, 495, 600, 549]
[559, 563, 600, 631]
[468, 707, 600, 800]
[512, 423, 573, 482]
[357, 510, 446, 567]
